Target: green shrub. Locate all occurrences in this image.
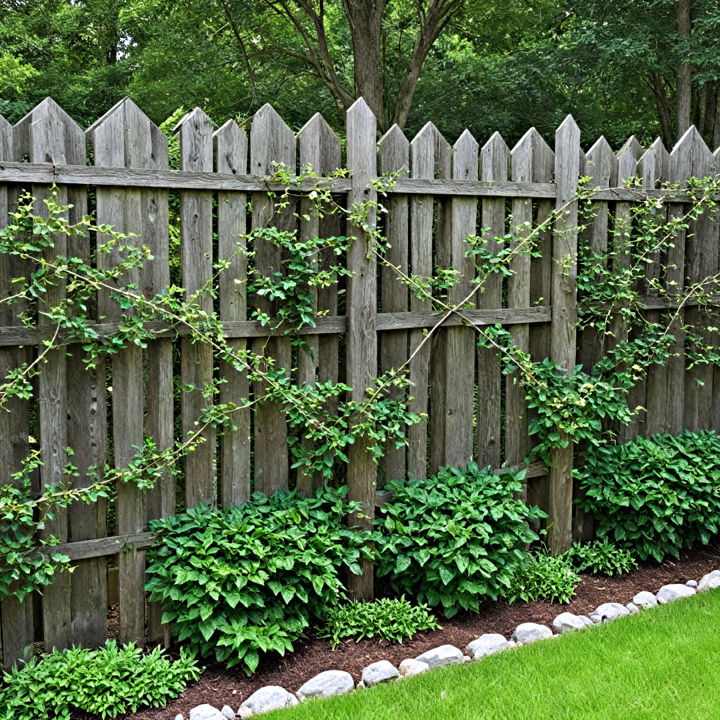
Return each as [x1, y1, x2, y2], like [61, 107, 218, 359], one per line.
[319, 597, 441, 648]
[375, 464, 545, 617]
[575, 430, 720, 562]
[565, 539, 637, 576]
[505, 552, 581, 604]
[145, 486, 374, 674]
[0, 640, 200, 720]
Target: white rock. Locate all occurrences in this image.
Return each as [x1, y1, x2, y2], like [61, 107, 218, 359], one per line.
[361, 660, 399, 686]
[238, 686, 297, 717]
[175, 715, 184, 720]
[465, 633, 514, 659]
[589, 603, 630, 623]
[698, 570, 720, 592]
[511, 622, 553, 645]
[632, 591, 658, 610]
[414, 644, 464, 668]
[686, 579, 698, 588]
[625, 603, 639, 615]
[356, 680, 365, 690]
[190, 706, 226, 720]
[398, 658, 430, 677]
[656, 583, 695, 604]
[296, 671, 355, 701]
[237, 708, 253, 720]
[220, 706, 236, 720]
[462, 655, 472, 663]
[552, 612, 593, 634]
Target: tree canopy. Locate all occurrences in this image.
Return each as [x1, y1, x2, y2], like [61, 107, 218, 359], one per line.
[1, 0, 719, 148]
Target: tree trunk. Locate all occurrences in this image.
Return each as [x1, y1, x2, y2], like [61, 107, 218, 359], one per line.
[647, 72, 675, 146]
[343, 0, 386, 126]
[700, 80, 718, 146]
[676, 0, 693, 139]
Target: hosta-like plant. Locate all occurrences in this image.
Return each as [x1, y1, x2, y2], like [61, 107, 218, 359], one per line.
[575, 430, 720, 562]
[145, 486, 374, 674]
[376, 464, 545, 617]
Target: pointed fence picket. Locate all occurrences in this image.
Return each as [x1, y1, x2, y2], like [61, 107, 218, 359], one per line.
[0, 97, 719, 663]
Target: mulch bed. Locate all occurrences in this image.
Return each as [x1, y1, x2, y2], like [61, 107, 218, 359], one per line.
[103, 540, 720, 720]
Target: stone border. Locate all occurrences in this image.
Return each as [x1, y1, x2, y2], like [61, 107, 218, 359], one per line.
[182, 569, 720, 719]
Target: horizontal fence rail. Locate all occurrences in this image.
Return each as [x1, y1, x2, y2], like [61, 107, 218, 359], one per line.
[1, 96, 719, 667]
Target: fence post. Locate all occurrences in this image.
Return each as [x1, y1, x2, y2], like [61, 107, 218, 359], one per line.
[548, 115, 580, 553]
[346, 98, 378, 600]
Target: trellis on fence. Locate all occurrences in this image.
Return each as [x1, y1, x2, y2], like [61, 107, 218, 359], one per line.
[0, 96, 719, 667]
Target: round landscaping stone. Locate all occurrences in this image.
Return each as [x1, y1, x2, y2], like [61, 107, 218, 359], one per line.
[552, 612, 593, 634]
[466, 633, 514, 659]
[238, 686, 298, 717]
[398, 658, 430, 677]
[190, 705, 226, 720]
[175, 715, 184, 720]
[362, 660, 400, 686]
[625, 602, 639, 615]
[221, 706, 236, 720]
[415, 644, 464, 668]
[686, 579, 698, 588]
[237, 708, 253, 720]
[296, 670, 355, 701]
[698, 570, 720, 593]
[632, 591, 658, 610]
[589, 603, 630, 623]
[511, 623, 553, 645]
[656, 583, 696, 604]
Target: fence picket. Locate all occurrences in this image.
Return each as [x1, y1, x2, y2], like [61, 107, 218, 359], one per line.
[378, 125, 410, 484]
[0, 113, 34, 666]
[548, 115, 580, 553]
[346, 98, 378, 600]
[215, 119, 250, 506]
[249, 105, 294, 494]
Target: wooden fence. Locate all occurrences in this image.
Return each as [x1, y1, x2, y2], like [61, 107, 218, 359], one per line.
[0, 96, 719, 667]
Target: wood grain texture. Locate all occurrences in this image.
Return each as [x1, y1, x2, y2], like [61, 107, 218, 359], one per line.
[15, 98, 76, 651]
[548, 115, 580, 554]
[295, 113, 342, 494]
[410, 122, 449, 478]
[215, 119, 250, 506]
[476, 132, 507, 467]
[377, 125, 409, 484]
[0, 113, 34, 667]
[345, 98, 378, 600]
[177, 108, 216, 506]
[249, 104, 294, 494]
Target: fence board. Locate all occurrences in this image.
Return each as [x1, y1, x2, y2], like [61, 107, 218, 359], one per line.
[346, 98, 378, 600]
[249, 104, 294, 494]
[296, 113, 342, 494]
[477, 133, 508, 466]
[0, 113, 34, 666]
[641, 139, 671, 435]
[713, 146, 720, 435]
[215, 119, 250, 506]
[378, 125, 410, 484]
[177, 108, 216, 506]
[410, 122, 448, 479]
[548, 115, 580, 553]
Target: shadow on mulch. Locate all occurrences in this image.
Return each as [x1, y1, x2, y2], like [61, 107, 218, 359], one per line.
[88, 540, 720, 720]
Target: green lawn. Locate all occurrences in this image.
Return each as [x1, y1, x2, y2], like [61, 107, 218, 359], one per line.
[276, 591, 720, 720]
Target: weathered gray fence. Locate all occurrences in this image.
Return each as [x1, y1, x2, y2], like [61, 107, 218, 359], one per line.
[0, 96, 718, 667]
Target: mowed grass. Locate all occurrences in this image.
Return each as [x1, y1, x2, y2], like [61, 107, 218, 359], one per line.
[275, 590, 720, 720]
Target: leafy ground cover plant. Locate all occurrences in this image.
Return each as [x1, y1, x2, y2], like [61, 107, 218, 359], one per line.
[319, 597, 441, 648]
[145, 486, 374, 674]
[565, 539, 638, 576]
[575, 430, 720, 562]
[0, 640, 200, 720]
[505, 551, 581, 604]
[376, 464, 545, 617]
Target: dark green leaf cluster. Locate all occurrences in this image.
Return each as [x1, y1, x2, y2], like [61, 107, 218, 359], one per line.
[145, 486, 375, 674]
[505, 551, 581, 604]
[575, 430, 720, 562]
[319, 597, 441, 649]
[375, 464, 545, 617]
[0, 641, 200, 720]
[565, 539, 637, 576]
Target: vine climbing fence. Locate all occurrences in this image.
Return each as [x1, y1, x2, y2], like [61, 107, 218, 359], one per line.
[0, 96, 719, 668]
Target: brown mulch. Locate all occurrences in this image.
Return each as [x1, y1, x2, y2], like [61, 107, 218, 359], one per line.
[104, 540, 720, 720]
